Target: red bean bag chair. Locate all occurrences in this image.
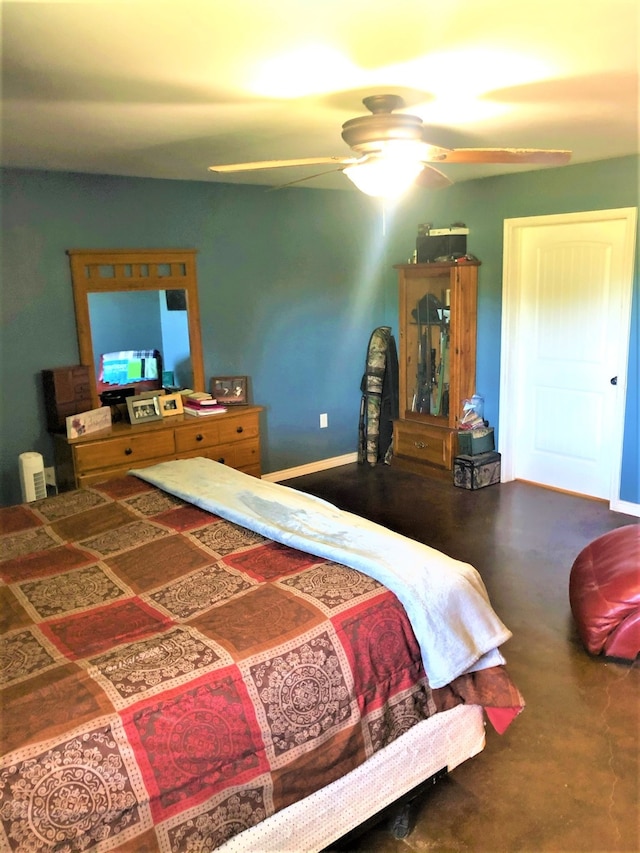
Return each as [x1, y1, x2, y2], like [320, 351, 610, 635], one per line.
[569, 524, 640, 660]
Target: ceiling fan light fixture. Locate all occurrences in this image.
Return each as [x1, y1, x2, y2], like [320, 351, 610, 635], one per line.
[343, 156, 425, 199]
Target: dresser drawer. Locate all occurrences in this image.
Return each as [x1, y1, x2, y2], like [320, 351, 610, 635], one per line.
[74, 430, 176, 473]
[180, 439, 261, 469]
[174, 421, 221, 453]
[393, 420, 454, 469]
[217, 439, 261, 469]
[218, 412, 260, 444]
[76, 458, 166, 488]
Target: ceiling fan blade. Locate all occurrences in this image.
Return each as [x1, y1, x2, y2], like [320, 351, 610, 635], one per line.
[429, 148, 572, 165]
[208, 156, 355, 174]
[267, 167, 347, 191]
[415, 163, 453, 190]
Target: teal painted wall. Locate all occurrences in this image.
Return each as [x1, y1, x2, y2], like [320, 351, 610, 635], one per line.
[0, 169, 387, 505]
[1, 157, 638, 507]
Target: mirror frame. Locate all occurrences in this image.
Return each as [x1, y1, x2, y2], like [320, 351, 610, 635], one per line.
[67, 248, 204, 411]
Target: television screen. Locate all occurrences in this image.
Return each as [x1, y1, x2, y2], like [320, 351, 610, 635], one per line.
[97, 349, 163, 395]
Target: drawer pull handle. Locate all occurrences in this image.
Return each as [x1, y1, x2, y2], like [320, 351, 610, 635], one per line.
[217, 457, 225, 464]
[414, 441, 428, 449]
[236, 426, 244, 434]
[124, 447, 133, 456]
[196, 434, 203, 442]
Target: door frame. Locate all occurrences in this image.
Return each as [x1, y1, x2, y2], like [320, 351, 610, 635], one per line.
[499, 207, 637, 512]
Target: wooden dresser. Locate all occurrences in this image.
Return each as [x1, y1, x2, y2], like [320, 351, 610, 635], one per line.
[54, 406, 263, 490]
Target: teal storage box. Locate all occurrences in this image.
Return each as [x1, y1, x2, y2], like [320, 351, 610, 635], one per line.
[457, 427, 494, 455]
[454, 451, 501, 490]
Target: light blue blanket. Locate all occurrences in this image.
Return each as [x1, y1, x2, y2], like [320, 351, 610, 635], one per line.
[131, 458, 511, 688]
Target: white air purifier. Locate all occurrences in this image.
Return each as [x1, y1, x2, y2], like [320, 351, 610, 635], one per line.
[19, 451, 47, 502]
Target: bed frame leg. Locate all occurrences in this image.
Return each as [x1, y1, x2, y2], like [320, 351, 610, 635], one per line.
[322, 767, 449, 850]
[387, 765, 449, 840]
[388, 799, 418, 838]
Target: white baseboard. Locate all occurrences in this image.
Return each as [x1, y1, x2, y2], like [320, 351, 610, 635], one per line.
[262, 453, 358, 483]
[610, 497, 640, 518]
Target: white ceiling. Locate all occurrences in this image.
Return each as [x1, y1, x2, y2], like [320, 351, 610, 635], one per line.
[2, 0, 638, 192]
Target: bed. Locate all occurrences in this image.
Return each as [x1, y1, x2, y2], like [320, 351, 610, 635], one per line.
[0, 458, 523, 852]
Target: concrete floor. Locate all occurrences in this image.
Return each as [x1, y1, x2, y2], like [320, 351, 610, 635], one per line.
[284, 464, 639, 853]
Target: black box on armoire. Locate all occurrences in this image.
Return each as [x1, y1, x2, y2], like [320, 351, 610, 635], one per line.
[416, 226, 469, 263]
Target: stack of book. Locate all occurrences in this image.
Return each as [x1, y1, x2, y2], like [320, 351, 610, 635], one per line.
[183, 392, 228, 416]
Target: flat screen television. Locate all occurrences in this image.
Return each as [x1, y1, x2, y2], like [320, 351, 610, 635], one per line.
[97, 349, 163, 397]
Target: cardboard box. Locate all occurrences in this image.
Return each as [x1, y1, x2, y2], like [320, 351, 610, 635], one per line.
[457, 427, 495, 455]
[454, 451, 501, 490]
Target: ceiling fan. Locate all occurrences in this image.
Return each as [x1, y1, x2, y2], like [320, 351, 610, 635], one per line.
[208, 94, 572, 197]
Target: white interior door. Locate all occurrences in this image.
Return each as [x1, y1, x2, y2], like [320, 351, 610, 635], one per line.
[500, 208, 637, 503]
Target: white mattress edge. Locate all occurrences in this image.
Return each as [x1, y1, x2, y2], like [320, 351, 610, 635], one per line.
[217, 703, 486, 853]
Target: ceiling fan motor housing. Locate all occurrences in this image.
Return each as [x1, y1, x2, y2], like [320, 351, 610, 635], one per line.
[341, 113, 425, 150]
[341, 94, 425, 154]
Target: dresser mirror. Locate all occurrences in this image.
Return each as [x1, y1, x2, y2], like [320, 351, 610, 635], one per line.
[67, 248, 204, 410]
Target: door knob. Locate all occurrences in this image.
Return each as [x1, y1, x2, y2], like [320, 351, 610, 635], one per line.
[610, 376, 618, 385]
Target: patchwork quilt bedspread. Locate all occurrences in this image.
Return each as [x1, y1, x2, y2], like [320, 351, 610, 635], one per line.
[0, 474, 522, 853]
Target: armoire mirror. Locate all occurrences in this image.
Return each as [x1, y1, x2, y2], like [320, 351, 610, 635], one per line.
[67, 248, 204, 411]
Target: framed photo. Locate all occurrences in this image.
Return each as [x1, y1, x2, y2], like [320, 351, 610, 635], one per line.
[211, 375, 248, 405]
[159, 392, 184, 417]
[127, 394, 163, 424]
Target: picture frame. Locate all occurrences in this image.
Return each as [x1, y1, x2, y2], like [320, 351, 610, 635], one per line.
[66, 406, 112, 439]
[210, 375, 248, 405]
[159, 391, 184, 417]
[127, 393, 163, 424]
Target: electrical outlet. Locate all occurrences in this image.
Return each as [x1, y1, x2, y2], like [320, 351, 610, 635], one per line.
[319, 413, 328, 429]
[44, 467, 57, 487]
